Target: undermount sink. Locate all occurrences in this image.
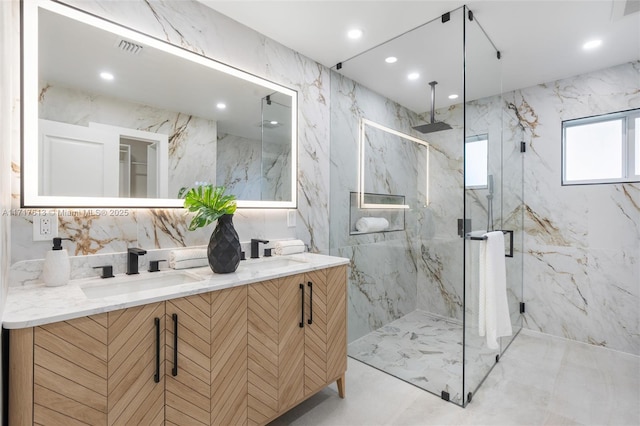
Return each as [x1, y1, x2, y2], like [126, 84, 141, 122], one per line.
[241, 256, 308, 271]
[81, 271, 200, 299]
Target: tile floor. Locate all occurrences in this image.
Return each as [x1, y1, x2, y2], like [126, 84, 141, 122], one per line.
[269, 330, 640, 425]
[348, 310, 498, 404]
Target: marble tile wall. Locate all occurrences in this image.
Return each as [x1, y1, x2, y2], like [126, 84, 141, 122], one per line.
[509, 61, 640, 355]
[330, 71, 466, 341]
[216, 132, 262, 200]
[9, 0, 330, 268]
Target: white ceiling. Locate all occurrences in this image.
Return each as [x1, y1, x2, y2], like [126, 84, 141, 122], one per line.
[201, 0, 640, 114]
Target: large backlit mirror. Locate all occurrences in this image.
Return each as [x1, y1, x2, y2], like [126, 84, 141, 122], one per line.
[22, 0, 297, 208]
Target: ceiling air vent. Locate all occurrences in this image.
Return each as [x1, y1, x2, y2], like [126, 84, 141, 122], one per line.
[117, 39, 143, 54]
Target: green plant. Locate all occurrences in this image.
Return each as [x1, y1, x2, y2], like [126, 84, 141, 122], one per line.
[179, 185, 237, 231]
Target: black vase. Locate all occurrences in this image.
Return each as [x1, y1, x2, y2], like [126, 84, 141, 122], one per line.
[207, 214, 241, 274]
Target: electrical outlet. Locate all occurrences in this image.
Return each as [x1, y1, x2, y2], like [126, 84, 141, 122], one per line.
[287, 210, 296, 228]
[33, 214, 58, 241]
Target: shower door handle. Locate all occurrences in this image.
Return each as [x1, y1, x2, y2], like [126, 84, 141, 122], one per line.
[504, 230, 514, 258]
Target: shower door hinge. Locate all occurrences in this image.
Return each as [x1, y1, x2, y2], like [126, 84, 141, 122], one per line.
[441, 12, 450, 23]
[336, 62, 343, 70]
[520, 302, 526, 314]
[468, 10, 474, 21]
[520, 141, 526, 152]
[441, 391, 450, 401]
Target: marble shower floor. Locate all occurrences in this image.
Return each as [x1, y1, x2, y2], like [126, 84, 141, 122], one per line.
[347, 310, 499, 404]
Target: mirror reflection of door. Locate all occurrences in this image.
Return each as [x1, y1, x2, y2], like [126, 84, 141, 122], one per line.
[39, 119, 119, 197]
[90, 122, 168, 199]
[147, 142, 158, 198]
[39, 119, 168, 198]
[120, 137, 156, 198]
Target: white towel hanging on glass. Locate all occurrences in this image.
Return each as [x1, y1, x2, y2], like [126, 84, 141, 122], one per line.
[478, 231, 513, 349]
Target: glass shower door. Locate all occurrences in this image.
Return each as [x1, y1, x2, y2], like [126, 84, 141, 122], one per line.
[463, 7, 523, 404]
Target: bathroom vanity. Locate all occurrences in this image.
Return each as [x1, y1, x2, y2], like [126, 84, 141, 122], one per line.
[4, 253, 348, 425]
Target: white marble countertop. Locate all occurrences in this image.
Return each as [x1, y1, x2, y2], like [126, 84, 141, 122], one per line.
[3, 253, 349, 329]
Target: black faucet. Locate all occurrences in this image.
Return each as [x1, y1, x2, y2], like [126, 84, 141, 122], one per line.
[126, 247, 147, 275]
[93, 265, 114, 279]
[250, 239, 269, 259]
[148, 259, 166, 273]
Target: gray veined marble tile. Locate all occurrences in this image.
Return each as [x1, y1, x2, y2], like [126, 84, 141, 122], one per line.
[348, 310, 500, 405]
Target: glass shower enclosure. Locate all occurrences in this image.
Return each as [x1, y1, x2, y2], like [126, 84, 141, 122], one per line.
[329, 6, 524, 406]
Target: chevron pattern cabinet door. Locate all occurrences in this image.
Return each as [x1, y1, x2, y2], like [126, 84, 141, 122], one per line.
[107, 302, 165, 426]
[304, 268, 328, 396]
[247, 280, 279, 425]
[33, 314, 108, 425]
[211, 286, 248, 426]
[165, 293, 212, 426]
[326, 266, 348, 381]
[278, 274, 305, 411]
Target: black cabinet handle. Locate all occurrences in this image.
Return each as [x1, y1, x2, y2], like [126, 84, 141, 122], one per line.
[299, 283, 304, 328]
[172, 313, 178, 376]
[154, 317, 160, 383]
[307, 281, 313, 325]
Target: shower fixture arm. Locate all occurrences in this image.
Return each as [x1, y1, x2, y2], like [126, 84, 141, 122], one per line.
[429, 81, 438, 124]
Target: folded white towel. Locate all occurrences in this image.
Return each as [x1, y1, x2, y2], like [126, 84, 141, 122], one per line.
[276, 245, 306, 255]
[274, 239, 305, 255]
[355, 217, 389, 233]
[171, 258, 209, 270]
[479, 231, 513, 349]
[169, 248, 206, 268]
[274, 239, 305, 249]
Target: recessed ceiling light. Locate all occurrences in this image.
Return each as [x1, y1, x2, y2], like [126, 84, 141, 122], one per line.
[583, 39, 602, 50]
[448, 94, 459, 100]
[216, 103, 226, 109]
[385, 56, 398, 64]
[270, 120, 279, 125]
[407, 72, 420, 81]
[347, 29, 363, 39]
[100, 71, 114, 81]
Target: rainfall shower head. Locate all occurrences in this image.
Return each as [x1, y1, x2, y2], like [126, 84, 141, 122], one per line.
[412, 81, 452, 134]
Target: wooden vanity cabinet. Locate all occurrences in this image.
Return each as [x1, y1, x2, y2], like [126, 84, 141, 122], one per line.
[9, 265, 346, 426]
[165, 287, 248, 426]
[248, 265, 347, 425]
[30, 313, 110, 425]
[10, 288, 248, 426]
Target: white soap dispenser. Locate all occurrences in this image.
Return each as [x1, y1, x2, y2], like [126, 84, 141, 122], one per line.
[42, 237, 72, 287]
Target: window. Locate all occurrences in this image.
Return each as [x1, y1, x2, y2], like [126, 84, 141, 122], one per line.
[562, 109, 640, 185]
[465, 134, 488, 188]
